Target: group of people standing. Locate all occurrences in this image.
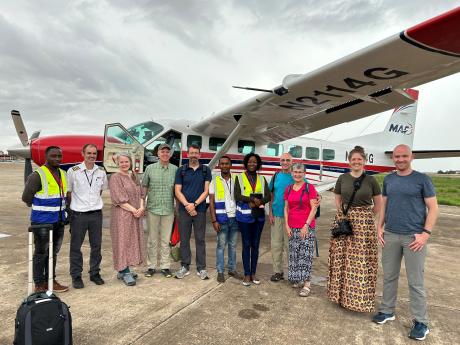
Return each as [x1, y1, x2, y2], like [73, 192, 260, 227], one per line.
[22, 141, 438, 341]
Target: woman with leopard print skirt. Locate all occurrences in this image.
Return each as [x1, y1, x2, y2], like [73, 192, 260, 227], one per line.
[327, 146, 382, 312]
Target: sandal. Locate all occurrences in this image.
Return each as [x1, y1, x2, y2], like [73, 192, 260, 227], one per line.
[299, 286, 310, 297]
[292, 282, 300, 288]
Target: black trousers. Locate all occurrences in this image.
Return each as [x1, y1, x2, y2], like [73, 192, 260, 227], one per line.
[178, 210, 207, 271]
[69, 211, 103, 278]
[32, 222, 65, 284]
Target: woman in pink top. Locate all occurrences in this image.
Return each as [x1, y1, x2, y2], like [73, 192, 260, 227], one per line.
[284, 163, 318, 297]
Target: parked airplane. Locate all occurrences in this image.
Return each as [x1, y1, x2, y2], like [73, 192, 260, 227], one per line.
[7, 7, 460, 192]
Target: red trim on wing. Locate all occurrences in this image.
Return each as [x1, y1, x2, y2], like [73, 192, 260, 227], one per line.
[405, 7, 460, 55]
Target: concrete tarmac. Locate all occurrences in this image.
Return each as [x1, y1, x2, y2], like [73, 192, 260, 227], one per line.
[0, 163, 459, 345]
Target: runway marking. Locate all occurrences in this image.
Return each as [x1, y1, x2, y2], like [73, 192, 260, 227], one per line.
[440, 212, 460, 217]
[0, 233, 11, 239]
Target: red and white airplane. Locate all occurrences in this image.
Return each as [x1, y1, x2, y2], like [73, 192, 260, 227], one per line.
[8, 7, 460, 192]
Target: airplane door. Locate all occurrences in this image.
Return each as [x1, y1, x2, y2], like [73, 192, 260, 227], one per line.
[103, 123, 145, 173]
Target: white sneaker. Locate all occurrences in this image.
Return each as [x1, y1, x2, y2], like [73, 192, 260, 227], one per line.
[175, 266, 190, 279]
[197, 270, 209, 280]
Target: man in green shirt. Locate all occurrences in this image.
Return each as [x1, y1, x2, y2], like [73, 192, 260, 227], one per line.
[142, 143, 178, 278]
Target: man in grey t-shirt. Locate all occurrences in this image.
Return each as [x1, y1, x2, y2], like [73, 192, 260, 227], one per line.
[372, 144, 438, 341]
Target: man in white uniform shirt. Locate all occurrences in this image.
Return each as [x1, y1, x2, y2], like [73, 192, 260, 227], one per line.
[66, 144, 108, 289]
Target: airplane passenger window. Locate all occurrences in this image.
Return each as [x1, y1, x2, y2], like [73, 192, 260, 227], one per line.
[209, 137, 226, 151]
[288, 145, 302, 158]
[187, 135, 202, 149]
[238, 140, 255, 154]
[323, 149, 335, 161]
[306, 147, 320, 160]
[266, 143, 283, 157]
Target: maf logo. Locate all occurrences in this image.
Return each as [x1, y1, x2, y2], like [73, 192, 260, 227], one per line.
[388, 123, 413, 135]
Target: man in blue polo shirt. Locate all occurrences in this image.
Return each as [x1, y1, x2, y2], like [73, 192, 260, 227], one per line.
[174, 144, 212, 280]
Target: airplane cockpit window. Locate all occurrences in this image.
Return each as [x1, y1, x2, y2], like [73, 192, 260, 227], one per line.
[266, 143, 283, 157]
[323, 149, 335, 161]
[306, 147, 320, 160]
[238, 140, 255, 154]
[125, 121, 164, 145]
[289, 145, 302, 158]
[187, 135, 202, 149]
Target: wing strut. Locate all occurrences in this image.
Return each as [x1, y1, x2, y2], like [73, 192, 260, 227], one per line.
[208, 121, 248, 170]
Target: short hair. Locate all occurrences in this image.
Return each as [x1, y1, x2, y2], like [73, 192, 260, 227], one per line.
[82, 143, 98, 153]
[292, 163, 305, 171]
[45, 146, 62, 155]
[219, 155, 232, 164]
[243, 153, 262, 171]
[348, 145, 366, 161]
[188, 144, 201, 153]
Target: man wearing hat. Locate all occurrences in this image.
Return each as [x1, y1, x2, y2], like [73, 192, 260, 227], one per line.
[142, 143, 178, 278]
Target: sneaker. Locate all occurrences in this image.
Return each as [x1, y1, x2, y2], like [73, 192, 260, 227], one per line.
[228, 270, 240, 279]
[89, 274, 105, 285]
[217, 272, 225, 283]
[270, 272, 284, 282]
[242, 276, 251, 286]
[121, 273, 136, 286]
[34, 282, 47, 293]
[175, 266, 190, 279]
[197, 270, 210, 280]
[144, 268, 156, 277]
[251, 276, 261, 285]
[372, 312, 396, 324]
[409, 320, 430, 341]
[117, 271, 138, 279]
[72, 276, 84, 289]
[160, 269, 172, 278]
[52, 280, 69, 293]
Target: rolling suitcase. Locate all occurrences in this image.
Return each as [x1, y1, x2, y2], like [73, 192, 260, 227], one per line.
[13, 224, 73, 345]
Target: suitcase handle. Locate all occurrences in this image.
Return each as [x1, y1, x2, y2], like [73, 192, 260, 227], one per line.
[27, 224, 54, 296]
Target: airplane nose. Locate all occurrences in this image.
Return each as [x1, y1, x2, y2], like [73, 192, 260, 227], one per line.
[7, 145, 31, 159]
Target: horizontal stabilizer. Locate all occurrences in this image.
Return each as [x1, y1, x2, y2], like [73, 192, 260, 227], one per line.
[385, 150, 460, 159]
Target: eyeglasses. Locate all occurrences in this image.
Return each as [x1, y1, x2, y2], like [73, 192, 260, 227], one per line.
[280, 159, 291, 162]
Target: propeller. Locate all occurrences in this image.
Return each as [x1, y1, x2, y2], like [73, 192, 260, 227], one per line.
[10, 110, 40, 183]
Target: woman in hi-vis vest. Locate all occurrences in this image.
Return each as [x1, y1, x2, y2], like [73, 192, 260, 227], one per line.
[234, 153, 270, 286]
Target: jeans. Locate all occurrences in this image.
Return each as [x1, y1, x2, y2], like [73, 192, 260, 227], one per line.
[32, 222, 65, 284]
[239, 219, 265, 276]
[216, 217, 238, 273]
[178, 210, 207, 271]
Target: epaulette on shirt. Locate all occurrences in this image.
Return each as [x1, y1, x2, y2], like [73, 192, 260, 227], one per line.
[72, 166, 81, 171]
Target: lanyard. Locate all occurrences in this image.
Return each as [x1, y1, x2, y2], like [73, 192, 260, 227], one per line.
[84, 170, 94, 187]
[245, 171, 257, 192]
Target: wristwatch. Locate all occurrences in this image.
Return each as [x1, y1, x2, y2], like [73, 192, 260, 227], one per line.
[194, 202, 198, 207]
[422, 229, 432, 235]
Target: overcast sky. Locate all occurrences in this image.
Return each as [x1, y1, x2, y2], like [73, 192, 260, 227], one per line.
[1, 0, 459, 171]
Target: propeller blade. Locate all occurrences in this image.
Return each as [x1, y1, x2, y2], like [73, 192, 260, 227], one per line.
[11, 110, 29, 147]
[24, 158, 33, 184]
[29, 130, 41, 141]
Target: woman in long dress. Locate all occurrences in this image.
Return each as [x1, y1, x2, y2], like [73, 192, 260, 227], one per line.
[109, 153, 146, 286]
[327, 146, 382, 312]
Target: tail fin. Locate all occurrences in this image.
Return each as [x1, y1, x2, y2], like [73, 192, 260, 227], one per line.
[340, 89, 418, 150]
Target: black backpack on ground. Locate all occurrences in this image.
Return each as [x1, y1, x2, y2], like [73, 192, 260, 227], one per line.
[14, 224, 72, 345]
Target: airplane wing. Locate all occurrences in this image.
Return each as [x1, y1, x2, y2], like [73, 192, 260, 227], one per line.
[385, 150, 460, 159]
[192, 7, 460, 143]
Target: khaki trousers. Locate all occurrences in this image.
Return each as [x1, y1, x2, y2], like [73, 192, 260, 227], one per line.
[147, 212, 174, 270]
[271, 216, 289, 274]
